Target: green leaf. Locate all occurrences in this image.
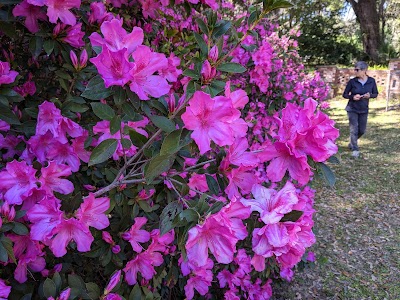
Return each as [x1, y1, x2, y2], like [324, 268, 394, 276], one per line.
[122, 103, 142, 121]
[86, 283, 101, 299]
[268, 0, 293, 11]
[160, 129, 182, 156]
[90, 102, 115, 121]
[182, 69, 200, 80]
[68, 274, 86, 289]
[113, 86, 127, 107]
[327, 155, 340, 164]
[43, 39, 55, 56]
[174, 209, 199, 226]
[29, 36, 43, 58]
[110, 115, 121, 135]
[248, 10, 259, 27]
[318, 162, 336, 187]
[280, 210, 304, 222]
[88, 139, 118, 166]
[217, 62, 247, 73]
[160, 201, 183, 235]
[207, 201, 224, 215]
[194, 32, 208, 56]
[144, 154, 176, 183]
[150, 115, 175, 133]
[0, 240, 8, 263]
[129, 285, 142, 300]
[0, 88, 24, 103]
[212, 20, 231, 39]
[121, 138, 132, 149]
[11, 222, 29, 235]
[81, 75, 114, 100]
[129, 129, 147, 148]
[0, 236, 15, 263]
[205, 174, 219, 195]
[43, 279, 57, 298]
[196, 18, 209, 35]
[0, 103, 21, 125]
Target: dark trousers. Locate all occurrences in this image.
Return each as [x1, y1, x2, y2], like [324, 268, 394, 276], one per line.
[347, 111, 368, 151]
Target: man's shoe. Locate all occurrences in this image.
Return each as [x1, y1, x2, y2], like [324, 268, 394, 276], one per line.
[351, 150, 360, 157]
[348, 143, 353, 150]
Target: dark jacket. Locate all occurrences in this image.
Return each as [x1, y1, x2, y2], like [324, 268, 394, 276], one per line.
[342, 76, 378, 113]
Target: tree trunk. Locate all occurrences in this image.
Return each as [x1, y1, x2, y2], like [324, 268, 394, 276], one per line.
[348, 0, 381, 63]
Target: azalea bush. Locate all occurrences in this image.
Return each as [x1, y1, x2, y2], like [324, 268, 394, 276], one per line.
[0, 0, 339, 299]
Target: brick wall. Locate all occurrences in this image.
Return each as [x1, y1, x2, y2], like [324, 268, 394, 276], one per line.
[316, 59, 400, 100]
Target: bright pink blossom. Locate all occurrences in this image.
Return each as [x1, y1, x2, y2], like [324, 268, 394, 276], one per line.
[0, 60, 19, 85]
[129, 45, 170, 100]
[12, 0, 47, 33]
[39, 161, 74, 195]
[0, 278, 11, 299]
[242, 181, 298, 224]
[224, 81, 249, 109]
[0, 120, 10, 131]
[91, 47, 135, 88]
[88, 2, 113, 24]
[181, 91, 247, 154]
[0, 160, 37, 205]
[121, 217, 151, 253]
[49, 217, 94, 257]
[45, 0, 81, 26]
[89, 18, 144, 54]
[76, 193, 110, 230]
[252, 223, 290, 258]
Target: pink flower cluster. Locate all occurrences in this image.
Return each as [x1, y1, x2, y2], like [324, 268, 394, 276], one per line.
[89, 18, 181, 100]
[254, 98, 339, 185]
[0, 61, 18, 86]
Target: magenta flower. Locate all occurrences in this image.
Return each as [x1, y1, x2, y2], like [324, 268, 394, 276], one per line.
[184, 268, 213, 300]
[104, 270, 122, 294]
[121, 217, 151, 253]
[88, 2, 113, 24]
[49, 218, 94, 257]
[76, 193, 110, 230]
[181, 91, 247, 154]
[89, 18, 143, 54]
[27, 195, 62, 241]
[225, 166, 256, 199]
[39, 161, 74, 195]
[186, 212, 240, 267]
[224, 81, 249, 109]
[123, 250, 162, 285]
[36, 101, 64, 141]
[91, 47, 135, 88]
[0, 120, 10, 131]
[45, 0, 81, 25]
[252, 223, 290, 258]
[12, 0, 47, 33]
[58, 288, 71, 300]
[61, 23, 85, 48]
[242, 182, 298, 224]
[0, 60, 19, 85]
[129, 45, 170, 100]
[0, 160, 38, 205]
[259, 142, 313, 185]
[46, 141, 81, 172]
[0, 278, 11, 299]
[223, 137, 258, 168]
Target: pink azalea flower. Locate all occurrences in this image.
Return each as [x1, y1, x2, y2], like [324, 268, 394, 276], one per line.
[259, 142, 313, 185]
[0, 278, 11, 299]
[39, 161, 74, 195]
[223, 137, 258, 168]
[23, 132, 54, 163]
[138, 0, 161, 19]
[252, 223, 290, 258]
[159, 53, 182, 82]
[14, 80, 37, 97]
[0, 60, 19, 85]
[188, 173, 208, 197]
[186, 212, 240, 267]
[251, 254, 266, 272]
[129, 45, 170, 100]
[45, 0, 81, 26]
[181, 91, 247, 154]
[123, 250, 161, 285]
[105, 0, 128, 8]
[12, 0, 47, 33]
[121, 217, 151, 253]
[225, 166, 256, 199]
[76, 193, 110, 230]
[242, 181, 298, 224]
[61, 23, 85, 48]
[46, 141, 81, 172]
[184, 268, 213, 300]
[104, 270, 122, 294]
[0, 134, 24, 159]
[91, 47, 135, 88]
[0, 160, 38, 205]
[27, 195, 62, 241]
[88, 2, 113, 25]
[104, 294, 123, 300]
[89, 18, 143, 54]
[71, 134, 91, 163]
[0, 120, 10, 131]
[224, 81, 249, 109]
[49, 217, 94, 257]
[36, 101, 65, 141]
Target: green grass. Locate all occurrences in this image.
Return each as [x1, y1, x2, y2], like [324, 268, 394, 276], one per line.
[272, 97, 400, 300]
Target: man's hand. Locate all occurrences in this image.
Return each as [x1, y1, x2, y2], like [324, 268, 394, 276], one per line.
[353, 94, 362, 101]
[362, 92, 370, 99]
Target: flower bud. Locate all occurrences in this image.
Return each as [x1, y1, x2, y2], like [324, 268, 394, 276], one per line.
[69, 50, 79, 70]
[102, 231, 114, 245]
[112, 245, 121, 254]
[53, 23, 62, 36]
[58, 288, 71, 300]
[208, 45, 219, 62]
[201, 60, 216, 82]
[104, 270, 122, 294]
[79, 49, 88, 68]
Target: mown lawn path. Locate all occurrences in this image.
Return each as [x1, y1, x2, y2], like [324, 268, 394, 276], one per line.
[272, 98, 400, 300]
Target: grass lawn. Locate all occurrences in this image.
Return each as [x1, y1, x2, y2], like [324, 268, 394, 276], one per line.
[272, 97, 400, 300]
